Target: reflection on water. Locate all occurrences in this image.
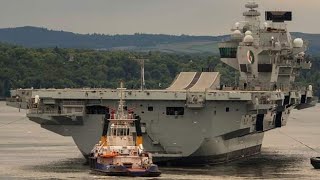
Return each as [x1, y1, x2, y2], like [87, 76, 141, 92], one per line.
[161, 153, 305, 179]
[0, 102, 319, 180]
[26, 158, 88, 174]
[23, 151, 317, 180]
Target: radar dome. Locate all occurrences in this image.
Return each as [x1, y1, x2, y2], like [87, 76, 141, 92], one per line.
[231, 30, 243, 40]
[235, 22, 240, 29]
[243, 35, 254, 44]
[245, 31, 252, 36]
[245, 2, 258, 9]
[293, 38, 304, 48]
[233, 30, 242, 35]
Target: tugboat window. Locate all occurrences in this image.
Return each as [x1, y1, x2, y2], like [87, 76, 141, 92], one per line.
[166, 107, 184, 115]
[226, 107, 230, 112]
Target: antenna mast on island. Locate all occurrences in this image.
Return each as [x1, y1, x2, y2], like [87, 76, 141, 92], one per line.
[130, 56, 147, 91]
[139, 58, 146, 91]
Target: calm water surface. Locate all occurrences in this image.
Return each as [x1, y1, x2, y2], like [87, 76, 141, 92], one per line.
[0, 101, 319, 179]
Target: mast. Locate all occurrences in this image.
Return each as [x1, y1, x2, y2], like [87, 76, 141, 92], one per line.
[141, 59, 145, 91]
[117, 80, 125, 118]
[129, 56, 147, 91]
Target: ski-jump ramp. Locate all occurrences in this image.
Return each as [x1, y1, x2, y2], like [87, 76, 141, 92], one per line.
[167, 72, 220, 91]
[166, 72, 197, 90]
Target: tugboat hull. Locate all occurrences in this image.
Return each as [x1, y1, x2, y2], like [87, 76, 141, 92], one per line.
[89, 157, 161, 177]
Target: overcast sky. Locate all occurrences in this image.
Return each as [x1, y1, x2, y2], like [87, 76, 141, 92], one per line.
[0, 0, 319, 35]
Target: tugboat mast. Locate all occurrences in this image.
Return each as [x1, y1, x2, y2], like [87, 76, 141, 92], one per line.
[117, 81, 126, 118]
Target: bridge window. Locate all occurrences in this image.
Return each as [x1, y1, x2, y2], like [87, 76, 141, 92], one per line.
[112, 128, 130, 136]
[166, 107, 184, 115]
[258, 64, 273, 72]
[219, 47, 237, 58]
[240, 64, 248, 72]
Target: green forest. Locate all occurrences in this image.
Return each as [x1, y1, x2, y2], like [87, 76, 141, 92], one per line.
[0, 43, 319, 97]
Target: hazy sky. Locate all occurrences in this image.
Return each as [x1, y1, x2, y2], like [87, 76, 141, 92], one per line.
[0, 0, 319, 35]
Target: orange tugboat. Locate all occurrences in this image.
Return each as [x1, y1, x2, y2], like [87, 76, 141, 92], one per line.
[89, 82, 161, 177]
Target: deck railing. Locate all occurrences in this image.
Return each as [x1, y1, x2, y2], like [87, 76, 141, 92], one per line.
[62, 101, 85, 106]
[28, 109, 59, 114]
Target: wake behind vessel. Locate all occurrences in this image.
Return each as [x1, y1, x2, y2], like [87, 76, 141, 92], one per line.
[89, 82, 161, 177]
[6, 2, 317, 165]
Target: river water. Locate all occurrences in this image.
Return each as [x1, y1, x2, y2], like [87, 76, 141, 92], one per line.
[0, 101, 319, 179]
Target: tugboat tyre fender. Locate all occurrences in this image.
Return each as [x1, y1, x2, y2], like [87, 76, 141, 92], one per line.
[311, 157, 320, 169]
[311, 157, 320, 163]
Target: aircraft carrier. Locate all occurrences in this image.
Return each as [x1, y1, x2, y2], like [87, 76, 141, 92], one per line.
[6, 2, 317, 165]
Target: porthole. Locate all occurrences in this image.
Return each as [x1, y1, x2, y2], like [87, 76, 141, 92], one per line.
[148, 106, 154, 111]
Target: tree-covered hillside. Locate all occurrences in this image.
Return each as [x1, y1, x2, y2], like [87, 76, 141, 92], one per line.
[0, 43, 236, 97]
[1, 26, 319, 54]
[0, 26, 224, 53]
[0, 43, 319, 98]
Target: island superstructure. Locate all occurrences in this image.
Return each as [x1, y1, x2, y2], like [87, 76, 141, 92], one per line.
[6, 2, 317, 165]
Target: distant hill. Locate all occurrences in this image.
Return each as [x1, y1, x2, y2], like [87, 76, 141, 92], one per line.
[0, 26, 225, 54]
[0, 26, 319, 54]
